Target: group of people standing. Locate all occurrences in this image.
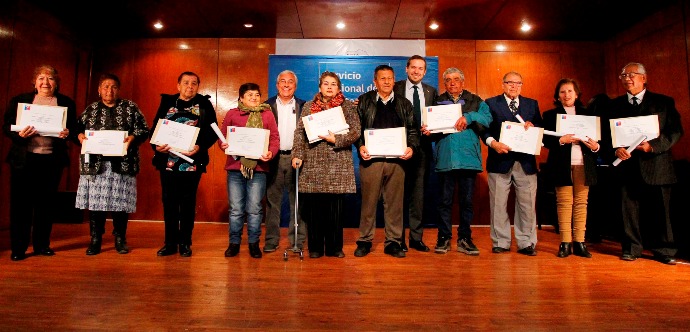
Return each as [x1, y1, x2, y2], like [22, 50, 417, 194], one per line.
[3, 59, 683, 265]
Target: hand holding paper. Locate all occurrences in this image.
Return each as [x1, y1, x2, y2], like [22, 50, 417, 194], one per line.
[612, 135, 646, 166]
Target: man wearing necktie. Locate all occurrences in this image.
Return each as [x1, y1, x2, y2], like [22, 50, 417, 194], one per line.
[393, 55, 438, 252]
[607, 62, 683, 265]
[480, 71, 542, 256]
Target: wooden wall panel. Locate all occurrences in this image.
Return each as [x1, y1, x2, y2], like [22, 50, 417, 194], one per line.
[607, 2, 690, 161]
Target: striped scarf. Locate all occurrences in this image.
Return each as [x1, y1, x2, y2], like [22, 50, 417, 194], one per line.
[238, 101, 270, 178]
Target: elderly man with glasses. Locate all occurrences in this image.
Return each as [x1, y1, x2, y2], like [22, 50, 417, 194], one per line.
[606, 62, 683, 265]
[479, 71, 542, 256]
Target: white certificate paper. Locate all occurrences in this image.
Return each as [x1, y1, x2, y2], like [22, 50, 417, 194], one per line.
[556, 114, 601, 141]
[225, 126, 269, 159]
[302, 106, 349, 143]
[80, 130, 128, 156]
[498, 121, 544, 155]
[609, 115, 660, 147]
[422, 104, 461, 132]
[150, 119, 200, 152]
[11, 103, 67, 137]
[364, 127, 407, 158]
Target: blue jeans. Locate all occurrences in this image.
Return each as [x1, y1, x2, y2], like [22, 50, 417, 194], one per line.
[227, 171, 266, 244]
[437, 170, 477, 240]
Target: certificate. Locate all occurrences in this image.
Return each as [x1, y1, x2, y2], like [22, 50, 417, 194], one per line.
[609, 115, 659, 147]
[302, 106, 349, 143]
[225, 126, 269, 159]
[422, 104, 461, 132]
[364, 127, 407, 158]
[556, 114, 601, 140]
[150, 119, 200, 152]
[80, 130, 128, 156]
[11, 103, 67, 137]
[498, 121, 544, 155]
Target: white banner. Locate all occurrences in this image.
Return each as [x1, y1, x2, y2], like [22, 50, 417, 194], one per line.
[276, 39, 425, 56]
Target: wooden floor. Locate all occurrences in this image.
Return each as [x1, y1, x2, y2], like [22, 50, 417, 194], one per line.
[1, 221, 689, 331]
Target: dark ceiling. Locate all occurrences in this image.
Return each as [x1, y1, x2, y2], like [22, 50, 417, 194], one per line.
[26, 0, 677, 41]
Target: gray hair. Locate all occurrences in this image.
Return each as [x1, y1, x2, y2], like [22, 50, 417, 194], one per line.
[276, 70, 298, 86]
[622, 62, 646, 74]
[503, 71, 522, 82]
[443, 67, 465, 81]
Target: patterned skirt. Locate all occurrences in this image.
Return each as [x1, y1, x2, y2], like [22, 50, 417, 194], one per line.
[75, 161, 137, 213]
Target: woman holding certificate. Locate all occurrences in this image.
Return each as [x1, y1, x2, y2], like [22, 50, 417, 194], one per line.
[151, 72, 219, 257]
[75, 73, 149, 255]
[219, 83, 279, 259]
[543, 78, 600, 258]
[2, 65, 77, 261]
[291, 71, 360, 259]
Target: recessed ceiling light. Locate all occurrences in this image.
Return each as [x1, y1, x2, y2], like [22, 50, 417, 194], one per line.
[244, 23, 253, 28]
[153, 21, 163, 30]
[336, 22, 345, 29]
[429, 23, 439, 30]
[520, 21, 531, 32]
[496, 44, 506, 51]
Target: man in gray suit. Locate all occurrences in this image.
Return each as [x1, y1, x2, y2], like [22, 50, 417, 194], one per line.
[263, 70, 306, 253]
[609, 62, 683, 265]
[393, 55, 437, 252]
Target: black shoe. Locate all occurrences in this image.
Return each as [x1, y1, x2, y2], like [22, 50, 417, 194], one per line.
[179, 244, 192, 257]
[157, 245, 177, 256]
[434, 237, 450, 254]
[572, 242, 592, 258]
[620, 253, 637, 261]
[492, 246, 510, 253]
[656, 255, 677, 265]
[263, 243, 279, 253]
[114, 236, 130, 254]
[86, 235, 102, 255]
[35, 247, 55, 256]
[517, 244, 537, 256]
[10, 252, 26, 261]
[225, 243, 240, 257]
[332, 250, 345, 258]
[384, 243, 406, 258]
[557, 242, 572, 258]
[248, 242, 262, 258]
[409, 239, 430, 252]
[354, 242, 371, 257]
[400, 241, 408, 252]
[457, 238, 480, 256]
[309, 251, 323, 258]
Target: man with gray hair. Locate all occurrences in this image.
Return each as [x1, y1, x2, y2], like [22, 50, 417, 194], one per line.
[607, 62, 683, 265]
[263, 70, 306, 252]
[480, 71, 542, 256]
[423, 68, 492, 255]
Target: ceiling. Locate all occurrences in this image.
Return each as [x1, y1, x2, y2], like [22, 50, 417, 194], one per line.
[26, 0, 677, 41]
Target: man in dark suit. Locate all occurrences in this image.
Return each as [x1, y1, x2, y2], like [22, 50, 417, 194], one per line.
[481, 71, 542, 256]
[609, 62, 683, 265]
[393, 55, 437, 252]
[263, 70, 306, 253]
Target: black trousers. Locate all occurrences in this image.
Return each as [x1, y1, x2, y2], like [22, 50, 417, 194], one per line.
[160, 171, 202, 246]
[10, 153, 63, 254]
[621, 181, 676, 257]
[301, 193, 344, 255]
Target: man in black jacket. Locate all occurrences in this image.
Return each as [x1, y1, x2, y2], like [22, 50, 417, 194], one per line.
[262, 70, 306, 253]
[608, 62, 683, 265]
[354, 65, 419, 258]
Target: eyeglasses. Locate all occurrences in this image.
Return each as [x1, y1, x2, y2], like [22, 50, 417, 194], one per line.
[619, 72, 643, 79]
[503, 81, 523, 86]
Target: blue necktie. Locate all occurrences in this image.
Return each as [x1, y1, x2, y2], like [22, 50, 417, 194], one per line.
[509, 99, 518, 115]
